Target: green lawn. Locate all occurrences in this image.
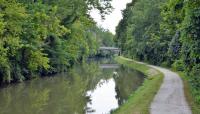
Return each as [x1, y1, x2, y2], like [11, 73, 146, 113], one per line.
[113, 56, 164, 114]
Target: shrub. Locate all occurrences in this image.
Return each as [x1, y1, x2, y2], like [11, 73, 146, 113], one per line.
[161, 61, 171, 68]
[190, 64, 200, 104]
[172, 60, 184, 71]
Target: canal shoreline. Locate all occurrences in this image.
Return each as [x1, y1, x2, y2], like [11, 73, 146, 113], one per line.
[113, 56, 164, 114]
[0, 57, 146, 114]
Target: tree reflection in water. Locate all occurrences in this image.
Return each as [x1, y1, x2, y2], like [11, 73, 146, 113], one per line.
[0, 59, 145, 114]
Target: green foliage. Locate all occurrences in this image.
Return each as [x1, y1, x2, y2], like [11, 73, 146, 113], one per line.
[0, 0, 113, 83]
[190, 64, 200, 104]
[96, 28, 114, 47]
[115, 0, 167, 64]
[0, 0, 28, 82]
[116, 0, 200, 110]
[28, 50, 50, 71]
[172, 60, 184, 71]
[180, 0, 200, 105]
[167, 31, 181, 64]
[87, 26, 114, 57]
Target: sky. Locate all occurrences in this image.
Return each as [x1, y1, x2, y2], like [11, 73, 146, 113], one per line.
[90, 0, 132, 34]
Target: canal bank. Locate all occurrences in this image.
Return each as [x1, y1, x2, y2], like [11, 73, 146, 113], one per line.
[114, 56, 164, 114]
[0, 57, 145, 114]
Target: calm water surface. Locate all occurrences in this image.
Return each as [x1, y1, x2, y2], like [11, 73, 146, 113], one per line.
[0, 58, 145, 114]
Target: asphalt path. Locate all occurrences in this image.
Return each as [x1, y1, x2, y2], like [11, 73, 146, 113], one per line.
[149, 65, 192, 114]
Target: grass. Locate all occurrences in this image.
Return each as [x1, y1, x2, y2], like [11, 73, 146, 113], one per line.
[175, 71, 200, 114]
[113, 56, 164, 114]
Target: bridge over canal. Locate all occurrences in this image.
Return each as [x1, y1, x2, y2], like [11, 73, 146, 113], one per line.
[98, 47, 121, 56]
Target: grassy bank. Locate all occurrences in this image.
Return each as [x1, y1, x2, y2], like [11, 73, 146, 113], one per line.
[176, 71, 200, 114]
[113, 56, 164, 114]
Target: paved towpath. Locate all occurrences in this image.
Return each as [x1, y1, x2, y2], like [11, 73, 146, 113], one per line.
[149, 65, 192, 114]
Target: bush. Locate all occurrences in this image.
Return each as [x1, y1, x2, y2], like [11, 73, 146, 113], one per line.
[172, 60, 184, 71]
[190, 64, 200, 104]
[161, 61, 171, 68]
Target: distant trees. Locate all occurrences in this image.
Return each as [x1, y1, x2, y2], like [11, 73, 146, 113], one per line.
[0, 0, 113, 84]
[116, 0, 166, 64]
[115, 0, 200, 104]
[92, 27, 114, 47]
[89, 26, 115, 57]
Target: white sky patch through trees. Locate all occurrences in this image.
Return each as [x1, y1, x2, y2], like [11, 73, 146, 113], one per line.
[90, 0, 132, 34]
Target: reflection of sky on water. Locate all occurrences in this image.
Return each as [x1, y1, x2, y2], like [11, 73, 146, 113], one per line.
[87, 78, 118, 114]
[0, 58, 145, 114]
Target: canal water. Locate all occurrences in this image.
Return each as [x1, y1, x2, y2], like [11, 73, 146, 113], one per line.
[0, 58, 145, 114]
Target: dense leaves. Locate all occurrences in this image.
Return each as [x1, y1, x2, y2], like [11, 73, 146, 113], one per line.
[0, 0, 113, 83]
[116, 0, 200, 104]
